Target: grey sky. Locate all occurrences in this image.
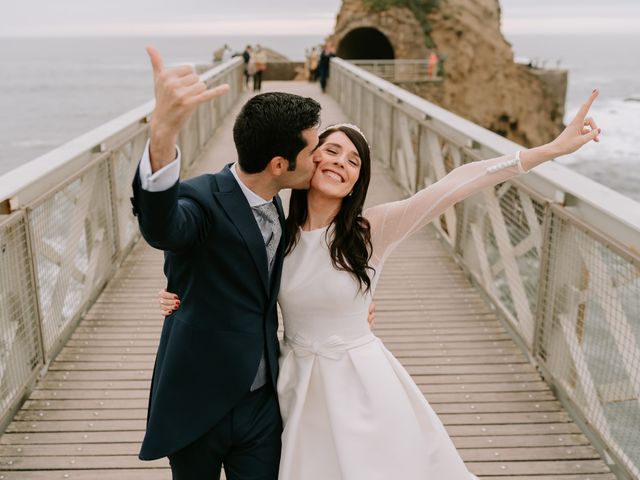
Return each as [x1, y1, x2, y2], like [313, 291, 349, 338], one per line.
[2, 0, 638, 36]
[500, 0, 640, 34]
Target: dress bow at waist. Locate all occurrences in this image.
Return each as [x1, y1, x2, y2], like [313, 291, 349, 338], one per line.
[284, 333, 377, 360]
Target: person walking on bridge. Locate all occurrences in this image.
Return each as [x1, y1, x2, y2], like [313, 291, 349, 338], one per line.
[241, 45, 253, 90]
[253, 44, 267, 92]
[317, 42, 336, 93]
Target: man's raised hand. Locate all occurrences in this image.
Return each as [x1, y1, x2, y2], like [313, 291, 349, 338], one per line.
[146, 46, 230, 171]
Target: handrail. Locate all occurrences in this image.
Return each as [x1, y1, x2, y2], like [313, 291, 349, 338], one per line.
[348, 59, 442, 83]
[329, 57, 640, 479]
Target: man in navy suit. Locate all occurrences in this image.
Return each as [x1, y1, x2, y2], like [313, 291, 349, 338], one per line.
[131, 46, 321, 480]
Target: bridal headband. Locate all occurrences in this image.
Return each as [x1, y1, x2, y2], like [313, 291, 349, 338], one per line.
[319, 123, 369, 147]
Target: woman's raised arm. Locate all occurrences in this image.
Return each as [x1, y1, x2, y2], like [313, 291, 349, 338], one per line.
[364, 90, 601, 267]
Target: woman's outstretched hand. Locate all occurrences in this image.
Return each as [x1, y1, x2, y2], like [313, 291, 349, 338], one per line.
[520, 89, 601, 170]
[550, 89, 601, 156]
[159, 288, 180, 316]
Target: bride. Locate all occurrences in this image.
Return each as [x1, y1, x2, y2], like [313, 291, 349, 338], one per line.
[160, 90, 600, 479]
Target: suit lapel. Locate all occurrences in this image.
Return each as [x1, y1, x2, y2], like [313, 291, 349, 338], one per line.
[213, 166, 269, 293]
[274, 195, 286, 242]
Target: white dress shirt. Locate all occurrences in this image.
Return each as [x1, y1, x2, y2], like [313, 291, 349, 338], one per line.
[138, 140, 182, 192]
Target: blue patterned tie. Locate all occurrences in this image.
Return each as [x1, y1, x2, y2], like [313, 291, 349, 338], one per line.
[252, 202, 281, 275]
[249, 202, 281, 391]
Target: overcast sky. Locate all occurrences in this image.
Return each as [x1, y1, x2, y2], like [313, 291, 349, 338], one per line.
[2, 0, 639, 36]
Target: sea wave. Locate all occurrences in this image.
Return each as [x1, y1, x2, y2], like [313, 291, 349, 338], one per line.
[557, 98, 640, 200]
[562, 98, 640, 164]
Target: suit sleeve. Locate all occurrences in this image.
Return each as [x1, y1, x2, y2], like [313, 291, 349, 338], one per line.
[131, 167, 213, 253]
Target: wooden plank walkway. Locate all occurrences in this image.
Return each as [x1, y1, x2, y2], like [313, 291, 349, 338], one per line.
[0, 82, 615, 479]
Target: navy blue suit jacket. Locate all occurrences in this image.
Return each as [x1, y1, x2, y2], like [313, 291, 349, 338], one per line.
[131, 164, 285, 460]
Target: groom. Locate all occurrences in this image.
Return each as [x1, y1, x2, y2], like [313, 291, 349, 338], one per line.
[131, 46, 321, 479]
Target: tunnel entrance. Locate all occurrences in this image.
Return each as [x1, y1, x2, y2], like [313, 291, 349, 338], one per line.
[337, 27, 395, 60]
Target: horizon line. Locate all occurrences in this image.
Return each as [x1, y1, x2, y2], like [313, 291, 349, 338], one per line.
[2, 31, 639, 39]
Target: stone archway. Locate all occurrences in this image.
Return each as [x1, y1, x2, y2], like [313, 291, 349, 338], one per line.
[336, 27, 395, 60]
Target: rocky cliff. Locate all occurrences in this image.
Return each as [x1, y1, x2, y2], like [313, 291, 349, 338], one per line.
[331, 0, 567, 147]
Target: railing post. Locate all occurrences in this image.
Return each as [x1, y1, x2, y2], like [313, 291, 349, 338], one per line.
[106, 151, 123, 261]
[532, 203, 554, 359]
[23, 211, 47, 369]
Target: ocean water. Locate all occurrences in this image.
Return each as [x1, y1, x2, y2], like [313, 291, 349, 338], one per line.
[0, 34, 638, 201]
[505, 33, 640, 201]
[0, 35, 324, 175]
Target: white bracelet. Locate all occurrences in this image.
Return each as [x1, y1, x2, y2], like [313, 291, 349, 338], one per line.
[515, 150, 528, 174]
[485, 151, 528, 174]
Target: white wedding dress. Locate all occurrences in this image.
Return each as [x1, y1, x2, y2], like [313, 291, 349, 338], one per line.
[277, 152, 527, 479]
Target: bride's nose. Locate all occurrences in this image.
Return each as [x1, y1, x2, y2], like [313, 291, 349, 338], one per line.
[332, 155, 347, 168]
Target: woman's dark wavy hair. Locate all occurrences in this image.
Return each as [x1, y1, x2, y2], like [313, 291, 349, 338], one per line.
[285, 125, 375, 293]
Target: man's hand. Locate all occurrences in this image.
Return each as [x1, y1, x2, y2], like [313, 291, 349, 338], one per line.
[368, 302, 376, 329]
[146, 46, 230, 172]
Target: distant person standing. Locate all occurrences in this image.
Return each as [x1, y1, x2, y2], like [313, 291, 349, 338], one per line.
[222, 44, 233, 62]
[212, 44, 231, 63]
[317, 42, 336, 93]
[253, 45, 268, 92]
[309, 47, 319, 82]
[427, 52, 438, 79]
[242, 45, 253, 90]
[437, 52, 448, 78]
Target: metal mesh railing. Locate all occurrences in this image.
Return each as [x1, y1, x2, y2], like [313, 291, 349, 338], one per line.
[0, 212, 41, 427]
[329, 57, 640, 478]
[111, 129, 150, 253]
[349, 59, 442, 83]
[458, 175, 547, 346]
[537, 208, 640, 478]
[0, 58, 245, 432]
[28, 159, 116, 356]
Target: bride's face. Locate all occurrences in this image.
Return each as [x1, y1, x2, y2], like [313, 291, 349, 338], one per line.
[310, 131, 361, 199]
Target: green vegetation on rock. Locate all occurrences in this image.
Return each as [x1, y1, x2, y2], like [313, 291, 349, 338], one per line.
[362, 0, 440, 48]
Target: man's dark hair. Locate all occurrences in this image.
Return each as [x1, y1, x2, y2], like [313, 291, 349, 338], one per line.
[233, 92, 321, 174]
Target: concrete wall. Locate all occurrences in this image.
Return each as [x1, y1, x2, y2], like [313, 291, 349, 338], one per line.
[262, 61, 306, 81]
[202, 61, 306, 81]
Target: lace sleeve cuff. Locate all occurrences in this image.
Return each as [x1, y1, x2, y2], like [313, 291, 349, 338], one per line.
[485, 151, 528, 174]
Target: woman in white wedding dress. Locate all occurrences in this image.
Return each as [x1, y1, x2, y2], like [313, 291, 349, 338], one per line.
[161, 90, 600, 479]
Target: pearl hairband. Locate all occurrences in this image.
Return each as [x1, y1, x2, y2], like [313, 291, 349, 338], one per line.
[320, 123, 369, 147]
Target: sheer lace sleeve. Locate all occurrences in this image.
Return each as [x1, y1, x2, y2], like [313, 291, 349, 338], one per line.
[364, 151, 529, 268]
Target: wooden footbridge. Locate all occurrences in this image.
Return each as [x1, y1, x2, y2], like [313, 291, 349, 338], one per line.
[1, 58, 639, 479]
